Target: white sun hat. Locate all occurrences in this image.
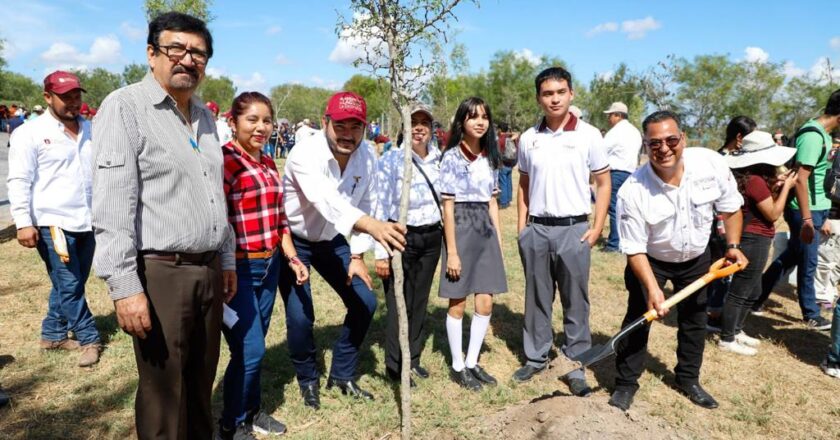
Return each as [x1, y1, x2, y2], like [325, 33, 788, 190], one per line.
[724, 130, 796, 169]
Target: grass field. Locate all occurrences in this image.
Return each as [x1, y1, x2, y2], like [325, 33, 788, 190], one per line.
[0, 169, 838, 439]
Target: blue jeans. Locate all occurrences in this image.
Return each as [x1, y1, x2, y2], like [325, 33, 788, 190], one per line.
[606, 170, 631, 251]
[278, 234, 377, 386]
[498, 165, 513, 208]
[828, 300, 840, 363]
[35, 228, 100, 345]
[221, 252, 281, 429]
[760, 208, 828, 320]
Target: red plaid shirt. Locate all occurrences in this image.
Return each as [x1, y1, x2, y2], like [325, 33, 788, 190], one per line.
[223, 142, 289, 252]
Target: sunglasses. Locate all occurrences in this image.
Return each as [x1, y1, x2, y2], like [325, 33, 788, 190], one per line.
[644, 134, 682, 149]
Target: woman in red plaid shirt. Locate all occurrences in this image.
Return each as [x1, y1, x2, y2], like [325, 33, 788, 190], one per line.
[219, 91, 308, 439]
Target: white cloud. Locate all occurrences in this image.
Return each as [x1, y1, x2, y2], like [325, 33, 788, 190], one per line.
[120, 21, 145, 42]
[744, 46, 769, 64]
[329, 13, 385, 65]
[514, 48, 541, 66]
[232, 72, 268, 93]
[266, 26, 282, 35]
[586, 22, 618, 37]
[808, 57, 840, 84]
[40, 34, 122, 70]
[831, 37, 840, 50]
[205, 67, 226, 77]
[309, 76, 342, 90]
[621, 16, 661, 40]
[782, 61, 806, 79]
[598, 70, 615, 81]
[275, 53, 291, 65]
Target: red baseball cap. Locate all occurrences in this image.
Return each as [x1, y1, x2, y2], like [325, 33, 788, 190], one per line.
[206, 101, 219, 114]
[80, 103, 90, 115]
[44, 71, 86, 94]
[324, 91, 367, 124]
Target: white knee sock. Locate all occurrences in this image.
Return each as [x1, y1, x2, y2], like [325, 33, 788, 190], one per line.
[465, 313, 491, 369]
[446, 314, 465, 371]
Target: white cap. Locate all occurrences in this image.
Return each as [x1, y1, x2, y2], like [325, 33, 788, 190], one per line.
[603, 102, 628, 114]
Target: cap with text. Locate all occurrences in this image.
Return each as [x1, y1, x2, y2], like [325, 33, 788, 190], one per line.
[325, 91, 367, 124]
[44, 71, 86, 94]
[603, 102, 628, 114]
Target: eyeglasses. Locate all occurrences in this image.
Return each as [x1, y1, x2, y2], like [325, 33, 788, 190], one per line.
[154, 44, 209, 65]
[644, 134, 682, 149]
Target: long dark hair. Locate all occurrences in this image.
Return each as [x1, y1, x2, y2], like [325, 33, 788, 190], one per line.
[733, 163, 780, 200]
[722, 116, 756, 150]
[445, 97, 501, 169]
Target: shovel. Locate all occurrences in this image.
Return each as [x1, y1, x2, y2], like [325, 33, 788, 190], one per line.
[559, 258, 744, 377]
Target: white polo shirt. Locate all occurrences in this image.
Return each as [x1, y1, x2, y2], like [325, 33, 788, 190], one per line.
[7, 111, 93, 232]
[603, 119, 642, 173]
[282, 132, 376, 254]
[438, 144, 499, 202]
[616, 147, 743, 263]
[517, 114, 609, 217]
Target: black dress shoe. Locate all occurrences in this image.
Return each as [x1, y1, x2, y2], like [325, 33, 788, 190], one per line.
[326, 377, 375, 400]
[467, 364, 497, 386]
[677, 383, 718, 409]
[386, 367, 416, 388]
[566, 377, 592, 397]
[608, 389, 636, 411]
[511, 364, 546, 383]
[300, 383, 320, 410]
[410, 365, 430, 379]
[452, 368, 482, 391]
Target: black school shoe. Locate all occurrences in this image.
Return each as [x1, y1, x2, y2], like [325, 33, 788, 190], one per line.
[511, 364, 547, 383]
[676, 383, 719, 409]
[248, 410, 287, 436]
[467, 364, 497, 386]
[411, 365, 430, 379]
[608, 389, 636, 411]
[386, 367, 416, 388]
[451, 368, 482, 391]
[326, 377, 375, 401]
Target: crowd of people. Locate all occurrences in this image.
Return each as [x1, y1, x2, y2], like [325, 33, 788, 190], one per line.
[3, 10, 840, 439]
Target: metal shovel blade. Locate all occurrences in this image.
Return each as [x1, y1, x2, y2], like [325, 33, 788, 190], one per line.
[559, 316, 650, 377]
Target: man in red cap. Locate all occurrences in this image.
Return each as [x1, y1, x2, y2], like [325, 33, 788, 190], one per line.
[279, 91, 406, 409]
[7, 70, 103, 367]
[79, 103, 92, 120]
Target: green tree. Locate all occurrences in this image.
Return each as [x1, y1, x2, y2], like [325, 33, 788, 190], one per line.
[0, 71, 43, 108]
[197, 75, 235, 109]
[269, 83, 332, 124]
[769, 76, 837, 135]
[343, 74, 391, 131]
[0, 39, 7, 72]
[71, 68, 123, 108]
[144, 0, 213, 22]
[123, 63, 148, 86]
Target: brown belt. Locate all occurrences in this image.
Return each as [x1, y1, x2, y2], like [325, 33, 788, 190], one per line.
[235, 248, 277, 260]
[141, 250, 218, 265]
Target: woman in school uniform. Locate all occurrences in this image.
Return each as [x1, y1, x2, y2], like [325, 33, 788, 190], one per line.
[438, 96, 507, 391]
[220, 91, 309, 439]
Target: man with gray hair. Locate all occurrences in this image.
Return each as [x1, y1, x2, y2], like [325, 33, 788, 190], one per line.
[602, 101, 642, 253]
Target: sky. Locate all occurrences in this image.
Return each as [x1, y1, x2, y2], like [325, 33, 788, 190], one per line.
[3, 0, 840, 95]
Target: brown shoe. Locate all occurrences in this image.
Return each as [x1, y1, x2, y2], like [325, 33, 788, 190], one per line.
[78, 343, 101, 367]
[40, 338, 81, 351]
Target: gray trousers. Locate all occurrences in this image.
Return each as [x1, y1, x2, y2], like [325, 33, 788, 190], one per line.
[518, 222, 592, 379]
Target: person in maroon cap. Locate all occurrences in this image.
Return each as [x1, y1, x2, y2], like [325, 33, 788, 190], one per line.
[279, 91, 406, 409]
[79, 103, 92, 120]
[6, 70, 103, 368]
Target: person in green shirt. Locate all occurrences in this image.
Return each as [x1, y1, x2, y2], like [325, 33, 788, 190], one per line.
[757, 89, 840, 330]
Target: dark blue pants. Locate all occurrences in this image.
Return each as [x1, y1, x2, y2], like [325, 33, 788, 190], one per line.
[278, 234, 377, 386]
[606, 170, 631, 251]
[498, 165, 513, 208]
[759, 208, 828, 320]
[221, 252, 281, 428]
[36, 228, 100, 345]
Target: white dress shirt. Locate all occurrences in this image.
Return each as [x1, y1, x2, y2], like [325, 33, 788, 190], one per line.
[603, 119, 642, 173]
[517, 115, 609, 217]
[294, 125, 318, 144]
[617, 147, 743, 263]
[438, 147, 499, 202]
[373, 143, 441, 259]
[7, 111, 93, 232]
[283, 132, 376, 254]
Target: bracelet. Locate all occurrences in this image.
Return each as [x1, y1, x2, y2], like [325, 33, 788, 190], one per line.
[726, 243, 741, 250]
[802, 217, 813, 221]
[288, 256, 302, 266]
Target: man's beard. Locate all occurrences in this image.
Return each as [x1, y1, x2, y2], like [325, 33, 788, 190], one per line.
[169, 66, 200, 89]
[326, 134, 360, 156]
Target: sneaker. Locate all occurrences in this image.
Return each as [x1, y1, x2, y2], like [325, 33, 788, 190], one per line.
[249, 410, 287, 436]
[216, 424, 257, 440]
[821, 359, 840, 379]
[718, 340, 757, 356]
[40, 338, 80, 351]
[805, 316, 832, 331]
[78, 343, 101, 367]
[735, 331, 761, 348]
[749, 307, 766, 317]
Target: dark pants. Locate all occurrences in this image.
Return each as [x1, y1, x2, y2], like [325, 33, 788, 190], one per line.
[706, 233, 730, 312]
[36, 228, 100, 345]
[134, 254, 223, 440]
[606, 170, 631, 251]
[498, 165, 513, 208]
[221, 252, 281, 429]
[758, 208, 828, 320]
[382, 226, 441, 372]
[614, 249, 710, 391]
[278, 234, 377, 386]
[721, 233, 772, 341]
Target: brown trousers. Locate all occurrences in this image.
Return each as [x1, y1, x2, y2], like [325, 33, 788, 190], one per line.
[134, 255, 223, 440]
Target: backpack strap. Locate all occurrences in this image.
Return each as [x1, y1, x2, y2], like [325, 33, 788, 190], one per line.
[411, 157, 442, 218]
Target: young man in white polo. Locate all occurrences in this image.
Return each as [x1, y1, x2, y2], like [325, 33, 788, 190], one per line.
[512, 66, 611, 397]
[609, 110, 748, 411]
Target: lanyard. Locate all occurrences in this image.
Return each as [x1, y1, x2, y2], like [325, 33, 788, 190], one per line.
[189, 136, 201, 153]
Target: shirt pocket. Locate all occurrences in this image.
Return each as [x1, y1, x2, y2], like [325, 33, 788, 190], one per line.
[96, 151, 126, 169]
[691, 186, 720, 228]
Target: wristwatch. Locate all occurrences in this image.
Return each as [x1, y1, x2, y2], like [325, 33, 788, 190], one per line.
[726, 243, 741, 250]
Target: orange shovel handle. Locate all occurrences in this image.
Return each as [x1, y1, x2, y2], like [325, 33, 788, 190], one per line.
[643, 258, 744, 322]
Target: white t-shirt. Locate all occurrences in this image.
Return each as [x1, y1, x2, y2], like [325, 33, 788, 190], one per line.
[517, 115, 609, 217]
[438, 145, 499, 202]
[616, 147, 744, 262]
[603, 119, 642, 173]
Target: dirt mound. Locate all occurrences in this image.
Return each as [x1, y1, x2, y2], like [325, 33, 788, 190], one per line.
[482, 392, 689, 440]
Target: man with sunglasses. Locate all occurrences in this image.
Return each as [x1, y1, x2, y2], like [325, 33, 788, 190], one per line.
[92, 12, 237, 440]
[609, 110, 747, 412]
